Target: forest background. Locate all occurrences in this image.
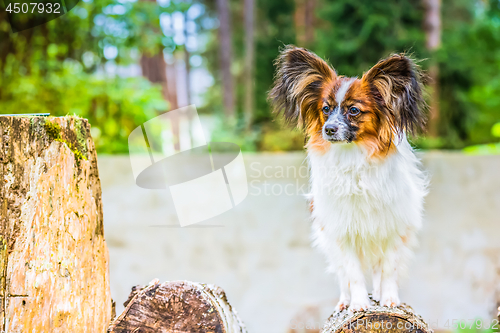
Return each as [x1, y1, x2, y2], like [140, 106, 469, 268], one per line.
[1, 0, 500, 154]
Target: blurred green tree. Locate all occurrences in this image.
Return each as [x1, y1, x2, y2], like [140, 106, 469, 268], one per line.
[314, 0, 427, 76]
[0, 0, 187, 153]
[439, 0, 500, 148]
[2, 0, 500, 152]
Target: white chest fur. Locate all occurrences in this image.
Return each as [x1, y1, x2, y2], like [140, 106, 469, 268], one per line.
[307, 138, 427, 263]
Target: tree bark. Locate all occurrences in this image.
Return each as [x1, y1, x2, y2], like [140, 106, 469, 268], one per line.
[217, 0, 236, 118]
[139, 0, 178, 110]
[244, 0, 255, 128]
[294, 0, 315, 47]
[184, 11, 192, 106]
[321, 298, 433, 333]
[108, 280, 247, 333]
[0, 115, 111, 332]
[304, 0, 315, 43]
[423, 0, 441, 137]
[140, 51, 179, 110]
[141, 52, 180, 151]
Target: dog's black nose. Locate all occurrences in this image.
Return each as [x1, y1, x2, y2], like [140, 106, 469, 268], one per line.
[325, 124, 337, 136]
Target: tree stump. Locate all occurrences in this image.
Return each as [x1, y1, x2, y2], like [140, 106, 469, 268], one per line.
[108, 280, 247, 333]
[322, 297, 433, 333]
[0, 115, 111, 332]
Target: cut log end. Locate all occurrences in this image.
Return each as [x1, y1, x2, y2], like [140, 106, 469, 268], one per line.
[322, 296, 433, 333]
[108, 280, 247, 333]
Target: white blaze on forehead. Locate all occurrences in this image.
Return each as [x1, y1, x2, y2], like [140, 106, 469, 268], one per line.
[335, 78, 356, 106]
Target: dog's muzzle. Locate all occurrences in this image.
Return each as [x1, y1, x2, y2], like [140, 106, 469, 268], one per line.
[323, 112, 352, 142]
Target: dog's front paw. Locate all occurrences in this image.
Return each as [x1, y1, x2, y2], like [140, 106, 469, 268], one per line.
[335, 300, 350, 312]
[335, 295, 350, 312]
[381, 294, 400, 307]
[349, 297, 370, 312]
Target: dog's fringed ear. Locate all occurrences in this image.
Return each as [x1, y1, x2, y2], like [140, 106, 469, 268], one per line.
[362, 54, 427, 137]
[269, 45, 336, 126]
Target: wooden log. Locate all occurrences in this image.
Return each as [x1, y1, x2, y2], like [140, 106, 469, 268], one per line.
[108, 280, 247, 333]
[0, 115, 112, 332]
[322, 296, 433, 333]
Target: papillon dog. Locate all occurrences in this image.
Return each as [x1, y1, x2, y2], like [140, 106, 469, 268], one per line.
[269, 46, 428, 311]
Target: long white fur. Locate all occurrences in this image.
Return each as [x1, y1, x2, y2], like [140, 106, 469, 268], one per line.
[307, 137, 427, 311]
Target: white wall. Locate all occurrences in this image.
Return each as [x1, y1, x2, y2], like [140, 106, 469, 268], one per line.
[99, 152, 500, 333]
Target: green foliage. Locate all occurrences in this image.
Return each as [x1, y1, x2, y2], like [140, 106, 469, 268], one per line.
[0, 58, 167, 153]
[0, 0, 174, 153]
[492, 122, 500, 138]
[198, 0, 296, 136]
[314, 0, 427, 76]
[260, 126, 305, 151]
[209, 117, 259, 151]
[3, 0, 500, 152]
[463, 142, 500, 155]
[252, 0, 296, 125]
[437, 0, 500, 149]
[462, 121, 500, 155]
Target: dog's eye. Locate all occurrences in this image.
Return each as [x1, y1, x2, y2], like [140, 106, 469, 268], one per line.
[349, 107, 361, 116]
[322, 106, 330, 113]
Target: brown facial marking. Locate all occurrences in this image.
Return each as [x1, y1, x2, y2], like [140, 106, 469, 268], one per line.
[343, 79, 397, 158]
[304, 75, 398, 158]
[269, 47, 426, 159]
